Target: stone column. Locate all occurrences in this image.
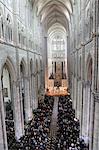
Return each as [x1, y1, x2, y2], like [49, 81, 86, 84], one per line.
[93, 93, 99, 150]
[71, 75, 74, 106]
[82, 82, 91, 140]
[87, 85, 91, 131]
[13, 81, 24, 139]
[76, 51, 78, 118]
[36, 73, 39, 108]
[63, 61, 65, 75]
[93, 0, 99, 91]
[89, 90, 94, 150]
[44, 36, 48, 90]
[79, 82, 83, 136]
[53, 61, 55, 76]
[71, 55, 75, 107]
[0, 81, 8, 150]
[31, 73, 35, 110]
[19, 79, 25, 132]
[31, 74, 34, 110]
[32, 75, 35, 109]
[38, 59, 41, 89]
[13, 0, 24, 139]
[38, 71, 40, 90]
[92, 0, 99, 149]
[33, 75, 38, 109]
[82, 83, 86, 136]
[24, 77, 32, 122]
[77, 80, 82, 122]
[29, 75, 32, 112]
[0, 109, 6, 150]
[73, 77, 77, 111]
[76, 80, 80, 119]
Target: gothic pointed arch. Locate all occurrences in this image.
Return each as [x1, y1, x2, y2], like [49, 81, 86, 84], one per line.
[20, 58, 27, 123]
[1, 56, 16, 81]
[0, 56, 16, 149]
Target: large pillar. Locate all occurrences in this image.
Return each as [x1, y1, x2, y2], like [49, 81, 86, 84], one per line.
[13, 0, 25, 139]
[82, 83, 86, 136]
[82, 82, 91, 140]
[73, 76, 78, 116]
[76, 80, 80, 119]
[24, 77, 32, 122]
[44, 36, 48, 90]
[29, 74, 33, 113]
[93, 93, 99, 150]
[71, 75, 74, 105]
[89, 90, 94, 150]
[77, 80, 82, 123]
[31, 73, 35, 110]
[38, 59, 41, 90]
[13, 81, 24, 139]
[0, 81, 8, 150]
[34, 75, 38, 109]
[79, 82, 83, 136]
[0, 109, 6, 150]
[92, 0, 99, 149]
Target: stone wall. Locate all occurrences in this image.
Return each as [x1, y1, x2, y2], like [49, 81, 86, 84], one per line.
[68, 0, 99, 149]
[0, 0, 45, 149]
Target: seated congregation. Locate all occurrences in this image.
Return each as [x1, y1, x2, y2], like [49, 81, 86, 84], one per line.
[55, 96, 82, 150]
[6, 95, 88, 150]
[6, 96, 54, 150]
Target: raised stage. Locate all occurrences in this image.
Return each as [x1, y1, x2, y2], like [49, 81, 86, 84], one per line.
[46, 87, 69, 96]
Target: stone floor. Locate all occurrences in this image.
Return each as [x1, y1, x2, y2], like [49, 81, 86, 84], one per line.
[50, 96, 58, 138]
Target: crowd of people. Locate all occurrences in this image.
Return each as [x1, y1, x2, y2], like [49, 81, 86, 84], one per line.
[55, 96, 88, 150]
[5, 94, 89, 150]
[4, 100, 16, 149]
[8, 95, 54, 150]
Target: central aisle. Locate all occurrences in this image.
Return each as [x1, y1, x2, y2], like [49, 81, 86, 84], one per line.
[50, 96, 59, 138]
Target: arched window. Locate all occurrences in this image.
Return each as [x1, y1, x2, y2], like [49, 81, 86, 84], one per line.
[18, 25, 26, 47]
[0, 7, 4, 38]
[52, 36, 65, 52]
[21, 28, 26, 46]
[6, 14, 12, 42]
[18, 22, 21, 44]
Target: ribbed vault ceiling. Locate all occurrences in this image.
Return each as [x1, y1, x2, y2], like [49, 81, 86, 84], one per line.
[48, 23, 67, 40]
[35, 0, 73, 31]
